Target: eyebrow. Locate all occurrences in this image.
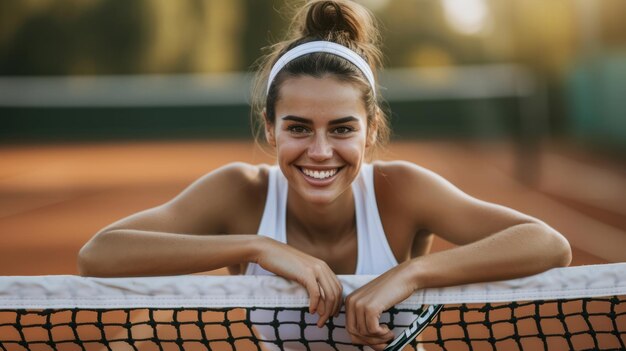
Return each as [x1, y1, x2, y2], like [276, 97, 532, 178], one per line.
[281, 115, 359, 125]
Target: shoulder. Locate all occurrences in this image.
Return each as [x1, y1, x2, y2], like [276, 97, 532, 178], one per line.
[165, 162, 271, 228]
[189, 162, 270, 200]
[198, 162, 269, 190]
[372, 160, 467, 200]
[371, 160, 447, 193]
[180, 162, 269, 192]
[370, 160, 465, 225]
[98, 162, 272, 236]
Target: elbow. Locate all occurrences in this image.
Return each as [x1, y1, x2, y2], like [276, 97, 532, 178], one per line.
[77, 232, 117, 277]
[77, 245, 92, 276]
[77, 242, 101, 276]
[537, 222, 572, 268]
[554, 234, 572, 268]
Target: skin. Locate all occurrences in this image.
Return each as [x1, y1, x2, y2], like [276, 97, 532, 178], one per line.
[78, 75, 572, 350]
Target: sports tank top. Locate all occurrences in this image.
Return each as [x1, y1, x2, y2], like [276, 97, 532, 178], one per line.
[245, 163, 398, 275]
[244, 164, 418, 351]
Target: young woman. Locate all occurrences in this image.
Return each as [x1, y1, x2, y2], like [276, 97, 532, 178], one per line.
[78, 1, 571, 349]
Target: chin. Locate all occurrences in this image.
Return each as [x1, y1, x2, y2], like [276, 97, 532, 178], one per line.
[295, 188, 346, 206]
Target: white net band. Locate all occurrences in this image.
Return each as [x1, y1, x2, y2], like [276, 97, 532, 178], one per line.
[1, 263, 624, 309]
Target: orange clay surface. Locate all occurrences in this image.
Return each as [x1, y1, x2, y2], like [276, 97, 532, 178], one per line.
[1, 140, 624, 276]
[1, 140, 625, 351]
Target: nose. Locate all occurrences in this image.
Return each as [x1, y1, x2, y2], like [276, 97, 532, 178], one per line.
[307, 133, 333, 161]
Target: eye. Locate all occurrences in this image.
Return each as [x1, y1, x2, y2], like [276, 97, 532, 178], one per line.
[332, 126, 355, 135]
[287, 125, 311, 135]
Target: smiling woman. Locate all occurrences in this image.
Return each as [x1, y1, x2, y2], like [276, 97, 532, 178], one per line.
[267, 76, 369, 206]
[77, 1, 572, 350]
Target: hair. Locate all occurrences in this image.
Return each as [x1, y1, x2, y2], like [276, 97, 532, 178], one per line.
[251, 0, 390, 158]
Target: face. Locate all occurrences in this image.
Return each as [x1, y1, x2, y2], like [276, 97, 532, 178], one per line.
[266, 75, 372, 205]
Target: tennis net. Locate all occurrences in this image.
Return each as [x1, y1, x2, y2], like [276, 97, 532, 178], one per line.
[0, 263, 624, 351]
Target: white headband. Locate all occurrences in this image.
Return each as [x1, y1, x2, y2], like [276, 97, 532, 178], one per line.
[267, 41, 376, 98]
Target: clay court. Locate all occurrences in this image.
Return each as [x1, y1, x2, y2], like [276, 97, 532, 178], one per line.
[1, 139, 624, 276]
[1, 139, 625, 350]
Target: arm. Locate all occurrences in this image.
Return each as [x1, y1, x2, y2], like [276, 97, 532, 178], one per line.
[78, 162, 342, 325]
[404, 222, 570, 290]
[79, 230, 262, 277]
[345, 161, 571, 349]
[403, 163, 571, 287]
[77, 162, 262, 277]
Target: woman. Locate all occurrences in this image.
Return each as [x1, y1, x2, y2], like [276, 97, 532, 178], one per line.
[78, 1, 571, 349]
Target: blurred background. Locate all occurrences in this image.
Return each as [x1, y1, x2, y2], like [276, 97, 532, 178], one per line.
[1, 0, 624, 275]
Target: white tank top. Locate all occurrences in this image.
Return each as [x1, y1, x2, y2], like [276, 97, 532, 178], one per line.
[245, 163, 398, 275]
[244, 164, 418, 351]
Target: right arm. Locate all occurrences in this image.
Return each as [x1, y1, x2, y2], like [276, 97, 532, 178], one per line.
[78, 230, 263, 277]
[77, 162, 341, 325]
[77, 162, 266, 277]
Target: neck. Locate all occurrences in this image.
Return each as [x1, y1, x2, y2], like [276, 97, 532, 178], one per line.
[286, 187, 356, 244]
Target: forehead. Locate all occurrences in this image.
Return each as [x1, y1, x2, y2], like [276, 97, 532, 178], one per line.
[275, 75, 367, 122]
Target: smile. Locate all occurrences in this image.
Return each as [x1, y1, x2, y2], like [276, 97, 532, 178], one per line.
[299, 167, 340, 180]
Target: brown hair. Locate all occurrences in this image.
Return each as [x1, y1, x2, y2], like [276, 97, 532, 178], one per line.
[251, 0, 390, 157]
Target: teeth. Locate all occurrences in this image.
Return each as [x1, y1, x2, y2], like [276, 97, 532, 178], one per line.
[301, 168, 338, 180]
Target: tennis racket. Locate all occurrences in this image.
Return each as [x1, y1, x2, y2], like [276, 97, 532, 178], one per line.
[383, 304, 443, 351]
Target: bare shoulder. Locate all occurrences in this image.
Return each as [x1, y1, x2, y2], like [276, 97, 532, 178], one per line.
[373, 159, 477, 206]
[372, 160, 448, 197]
[370, 160, 427, 217]
[372, 160, 432, 179]
[178, 162, 269, 201]
[163, 162, 272, 234]
[372, 160, 539, 244]
[371, 160, 466, 227]
[102, 162, 271, 236]
[168, 162, 270, 221]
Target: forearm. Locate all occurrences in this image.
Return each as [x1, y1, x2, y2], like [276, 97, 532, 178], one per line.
[78, 229, 261, 277]
[408, 222, 572, 290]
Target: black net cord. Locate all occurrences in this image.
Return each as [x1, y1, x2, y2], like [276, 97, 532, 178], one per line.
[610, 296, 626, 350]
[0, 296, 624, 351]
[557, 299, 576, 350]
[582, 299, 600, 350]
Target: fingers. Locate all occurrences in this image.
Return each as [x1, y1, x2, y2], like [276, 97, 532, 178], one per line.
[366, 309, 388, 336]
[355, 306, 391, 339]
[349, 330, 394, 350]
[315, 273, 343, 327]
[370, 343, 390, 351]
[322, 272, 342, 319]
[305, 278, 321, 315]
[333, 276, 343, 317]
[316, 282, 331, 327]
[369, 342, 392, 351]
[302, 262, 343, 328]
[346, 291, 395, 350]
[260, 242, 345, 327]
[347, 298, 387, 336]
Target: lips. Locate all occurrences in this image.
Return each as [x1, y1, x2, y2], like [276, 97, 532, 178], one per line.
[301, 167, 338, 180]
[297, 166, 343, 183]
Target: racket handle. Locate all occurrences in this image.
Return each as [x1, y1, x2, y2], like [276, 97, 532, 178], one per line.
[383, 304, 443, 351]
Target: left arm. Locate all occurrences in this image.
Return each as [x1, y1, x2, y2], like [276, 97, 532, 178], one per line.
[345, 161, 571, 349]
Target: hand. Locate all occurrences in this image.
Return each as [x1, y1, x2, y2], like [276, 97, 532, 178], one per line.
[255, 237, 343, 327]
[344, 262, 418, 350]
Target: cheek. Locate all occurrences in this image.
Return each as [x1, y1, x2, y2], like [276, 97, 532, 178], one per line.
[334, 138, 367, 161]
[275, 136, 305, 158]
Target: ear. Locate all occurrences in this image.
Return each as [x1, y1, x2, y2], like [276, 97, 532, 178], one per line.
[366, 109, 379, 148]
[366, 127, 377, 148]
[263, 109, 276, 147]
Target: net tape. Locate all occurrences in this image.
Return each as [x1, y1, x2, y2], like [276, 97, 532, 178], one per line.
[0, 263, 624, 351]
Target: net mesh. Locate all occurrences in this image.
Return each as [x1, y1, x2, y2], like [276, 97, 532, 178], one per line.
[1, 264, 625, 351]
[1, 298, 625, 351]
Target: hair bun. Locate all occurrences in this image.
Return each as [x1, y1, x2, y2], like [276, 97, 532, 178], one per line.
[251, 0, 388, 155]
[302, 0, 373, 43]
